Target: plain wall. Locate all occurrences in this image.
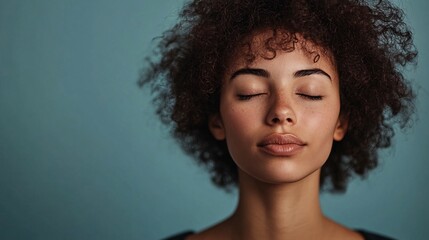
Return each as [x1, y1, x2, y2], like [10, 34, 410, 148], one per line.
[1, 0, 428, 239]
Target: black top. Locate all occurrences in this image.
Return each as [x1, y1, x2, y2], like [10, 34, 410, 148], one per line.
[162, 229, 395, 240]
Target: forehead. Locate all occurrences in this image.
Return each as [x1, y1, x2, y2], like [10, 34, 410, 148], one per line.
[226, 29, 335, 71]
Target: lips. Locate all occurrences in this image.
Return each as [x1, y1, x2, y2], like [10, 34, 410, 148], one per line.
[257, 133, 306, 156]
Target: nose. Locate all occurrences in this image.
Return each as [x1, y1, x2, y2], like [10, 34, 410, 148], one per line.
[266, 94, 296, 126]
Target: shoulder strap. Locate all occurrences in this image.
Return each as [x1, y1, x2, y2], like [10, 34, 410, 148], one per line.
[162, 231, 194, 240]
[357, 229, 396, 240]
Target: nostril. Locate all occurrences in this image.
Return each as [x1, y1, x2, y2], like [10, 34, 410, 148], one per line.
[272, 117, 280, 123]
[270, 116, 293, 124]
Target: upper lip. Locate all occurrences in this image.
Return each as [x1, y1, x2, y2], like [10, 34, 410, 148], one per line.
[257, 133, 306, 146]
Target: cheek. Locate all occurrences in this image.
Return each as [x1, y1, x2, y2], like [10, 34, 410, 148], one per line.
[221, 105, 257, 138]
[296, 108, 338, 167]
[220, 90, 266, 128]
[220, 104, 262, 159]
[299, 103, 340, 137]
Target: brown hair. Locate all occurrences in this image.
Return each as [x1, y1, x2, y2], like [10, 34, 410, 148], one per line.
[140, 0, 417, 192]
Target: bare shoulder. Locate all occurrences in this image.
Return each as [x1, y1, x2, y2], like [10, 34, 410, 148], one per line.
[185, 227, 224, 240]
[324, 218, 364, 240]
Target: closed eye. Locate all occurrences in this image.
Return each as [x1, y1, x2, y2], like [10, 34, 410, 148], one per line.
[296, 93, 323, 100]
[237, 93, 266, 100]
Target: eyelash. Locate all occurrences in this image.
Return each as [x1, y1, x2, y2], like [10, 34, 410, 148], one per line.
[237, 93, 265, 100]
[237, 93, 323, 101]
[297, 93, 323, 100]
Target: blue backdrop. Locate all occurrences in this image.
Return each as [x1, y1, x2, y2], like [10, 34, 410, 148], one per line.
[1, 0, 428, 239]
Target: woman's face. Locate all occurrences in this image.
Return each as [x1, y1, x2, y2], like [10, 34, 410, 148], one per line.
[209, 33, 348, 185]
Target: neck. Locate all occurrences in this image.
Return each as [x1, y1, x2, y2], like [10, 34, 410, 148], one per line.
[228, 169, 328, 240]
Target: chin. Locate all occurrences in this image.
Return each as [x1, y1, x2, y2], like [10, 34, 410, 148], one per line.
[239, 163, 322, 186]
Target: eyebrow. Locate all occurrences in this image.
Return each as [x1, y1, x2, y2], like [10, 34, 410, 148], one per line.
[230, 68, 270, 80]
[229, 67, 332, 81]
[294, 68, 332, 81]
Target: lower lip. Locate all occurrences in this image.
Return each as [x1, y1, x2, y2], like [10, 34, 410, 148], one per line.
[259, 144, 304, 157]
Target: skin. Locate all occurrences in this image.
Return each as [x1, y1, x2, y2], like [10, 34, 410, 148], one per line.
[188, 32, 362, 240]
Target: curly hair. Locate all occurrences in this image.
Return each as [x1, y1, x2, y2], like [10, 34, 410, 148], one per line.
[140, 0, 417, 192]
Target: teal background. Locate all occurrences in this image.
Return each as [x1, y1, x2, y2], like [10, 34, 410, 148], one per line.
[0, 0, 428, 239]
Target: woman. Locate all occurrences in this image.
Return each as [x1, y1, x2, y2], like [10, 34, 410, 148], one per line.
[141, 0, 417, 239]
